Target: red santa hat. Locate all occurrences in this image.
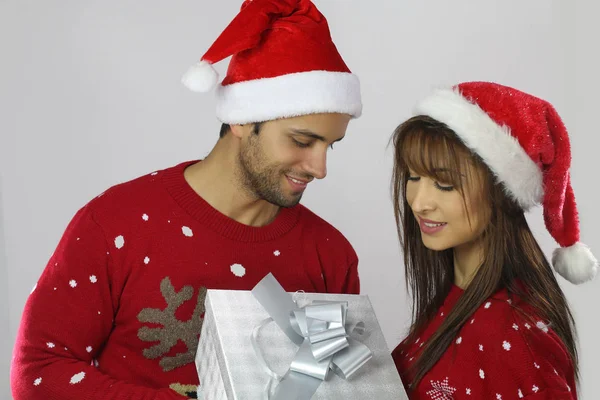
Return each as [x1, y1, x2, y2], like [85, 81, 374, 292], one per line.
[414, 81, 598, 285]
[181, 0, 362, 125]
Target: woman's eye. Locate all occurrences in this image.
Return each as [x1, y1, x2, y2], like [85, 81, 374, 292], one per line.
[435, 182, 454, 192]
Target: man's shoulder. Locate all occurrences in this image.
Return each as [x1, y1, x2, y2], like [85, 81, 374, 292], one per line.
[86, 160, 192, 217]
[295, 204, 355, 251]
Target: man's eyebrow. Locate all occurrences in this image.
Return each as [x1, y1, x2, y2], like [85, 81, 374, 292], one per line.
[289, 129, 344, 142]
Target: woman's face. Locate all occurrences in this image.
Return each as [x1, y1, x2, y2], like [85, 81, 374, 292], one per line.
[405, 163, 491, 251]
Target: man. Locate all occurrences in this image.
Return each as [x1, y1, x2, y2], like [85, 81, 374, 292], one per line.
[11, 0, 362, 398]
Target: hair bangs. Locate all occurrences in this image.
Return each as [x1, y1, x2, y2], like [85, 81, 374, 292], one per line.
[395, 122, 472, 191]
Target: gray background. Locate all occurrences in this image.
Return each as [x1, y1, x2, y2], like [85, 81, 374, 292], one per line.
[1, 0, 598, 398]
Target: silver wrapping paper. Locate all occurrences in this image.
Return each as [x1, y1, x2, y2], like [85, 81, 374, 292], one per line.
[196, 289, 408, 399]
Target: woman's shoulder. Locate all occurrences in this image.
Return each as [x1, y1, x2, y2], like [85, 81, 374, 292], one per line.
[391, 287, 576, 398]
[467, 287, 571, 366]
[459, 288, 576, 395]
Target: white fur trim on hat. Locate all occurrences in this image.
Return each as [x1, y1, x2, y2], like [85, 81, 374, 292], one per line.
[214, 70, 362, 124]
[415, 88, 543, 210]
[552, 242, 599, 284]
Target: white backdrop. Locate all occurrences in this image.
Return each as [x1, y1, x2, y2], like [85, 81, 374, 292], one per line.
[1, 1, 599, 398]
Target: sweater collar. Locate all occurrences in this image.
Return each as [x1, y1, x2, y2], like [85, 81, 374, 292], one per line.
[162, 160, 301, 242]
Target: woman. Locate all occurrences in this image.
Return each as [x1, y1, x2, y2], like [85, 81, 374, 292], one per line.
[390, 82, 597, 399]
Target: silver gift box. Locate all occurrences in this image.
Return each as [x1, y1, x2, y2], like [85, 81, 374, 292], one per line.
[196, 288, 408, 399]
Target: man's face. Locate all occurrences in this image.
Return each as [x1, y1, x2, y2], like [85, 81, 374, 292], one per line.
[234, 113, 351, 207]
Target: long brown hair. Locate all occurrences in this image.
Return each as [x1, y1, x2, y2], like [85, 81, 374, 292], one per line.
[391, 115, 578, 387]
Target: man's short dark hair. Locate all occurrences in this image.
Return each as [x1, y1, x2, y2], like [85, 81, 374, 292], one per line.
[219, 123, 230, 138]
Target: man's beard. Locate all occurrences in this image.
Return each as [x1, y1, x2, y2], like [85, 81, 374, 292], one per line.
[237, 136, 307, 208]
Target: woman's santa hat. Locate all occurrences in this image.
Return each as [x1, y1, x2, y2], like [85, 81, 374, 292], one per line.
[415, 81, 598, 285]
[181, 0, 362, 125]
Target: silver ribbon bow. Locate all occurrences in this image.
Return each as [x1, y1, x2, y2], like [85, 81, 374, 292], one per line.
[251, 273, 373, 399]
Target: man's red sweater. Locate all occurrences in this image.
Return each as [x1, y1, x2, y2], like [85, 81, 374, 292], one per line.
[11, 160, 359, 399]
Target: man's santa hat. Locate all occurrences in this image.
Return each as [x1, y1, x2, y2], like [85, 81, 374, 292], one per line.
[415, 81, 597, 284]
[181, 0, 362, 125]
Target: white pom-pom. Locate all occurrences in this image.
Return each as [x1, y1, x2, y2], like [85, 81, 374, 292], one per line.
[552, 242, 598, 284]
[181, 60, 219, 92]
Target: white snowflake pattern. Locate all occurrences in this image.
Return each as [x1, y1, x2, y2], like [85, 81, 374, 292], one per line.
[484, 302, 491, 309]
[69, 280, 77, 288]
[273, 250, 281, 256]
[142, 213, 149, 221]
[440, 312, 444, 316]
[512, 323, 519, 330]
[502, 341, 511, 351]
[524, 323, 531, 329]
[425, 377, 456, 400]
[70, 372, 85, 384]
[182, 226, 193, 237]
[34, 377, 42, 386]
[496, 394, 502, 400]
[479, 369, 485, 379]
[534, 362, 540, 369]
[46, 342, 55, 349]
[536, 321, 549, 333]
[532, 385, 539, 393]
[114, 235, 125, 249]
[518, 389, 524, 398]
[230, 263, 246, 277]
[144, 256, 150, 265]
[466, 388, 471, 395]
[455, 337, 462, 344]
[89, 275, 97, 283]
[86, 346, 93, 353]
[479, 344, 484, 351]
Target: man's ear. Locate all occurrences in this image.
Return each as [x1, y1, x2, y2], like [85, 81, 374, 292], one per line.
[229, 124, 246, 139]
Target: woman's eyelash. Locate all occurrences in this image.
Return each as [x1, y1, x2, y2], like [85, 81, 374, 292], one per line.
[407, 176, 454, 191]
[435, 182, 454, 191]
